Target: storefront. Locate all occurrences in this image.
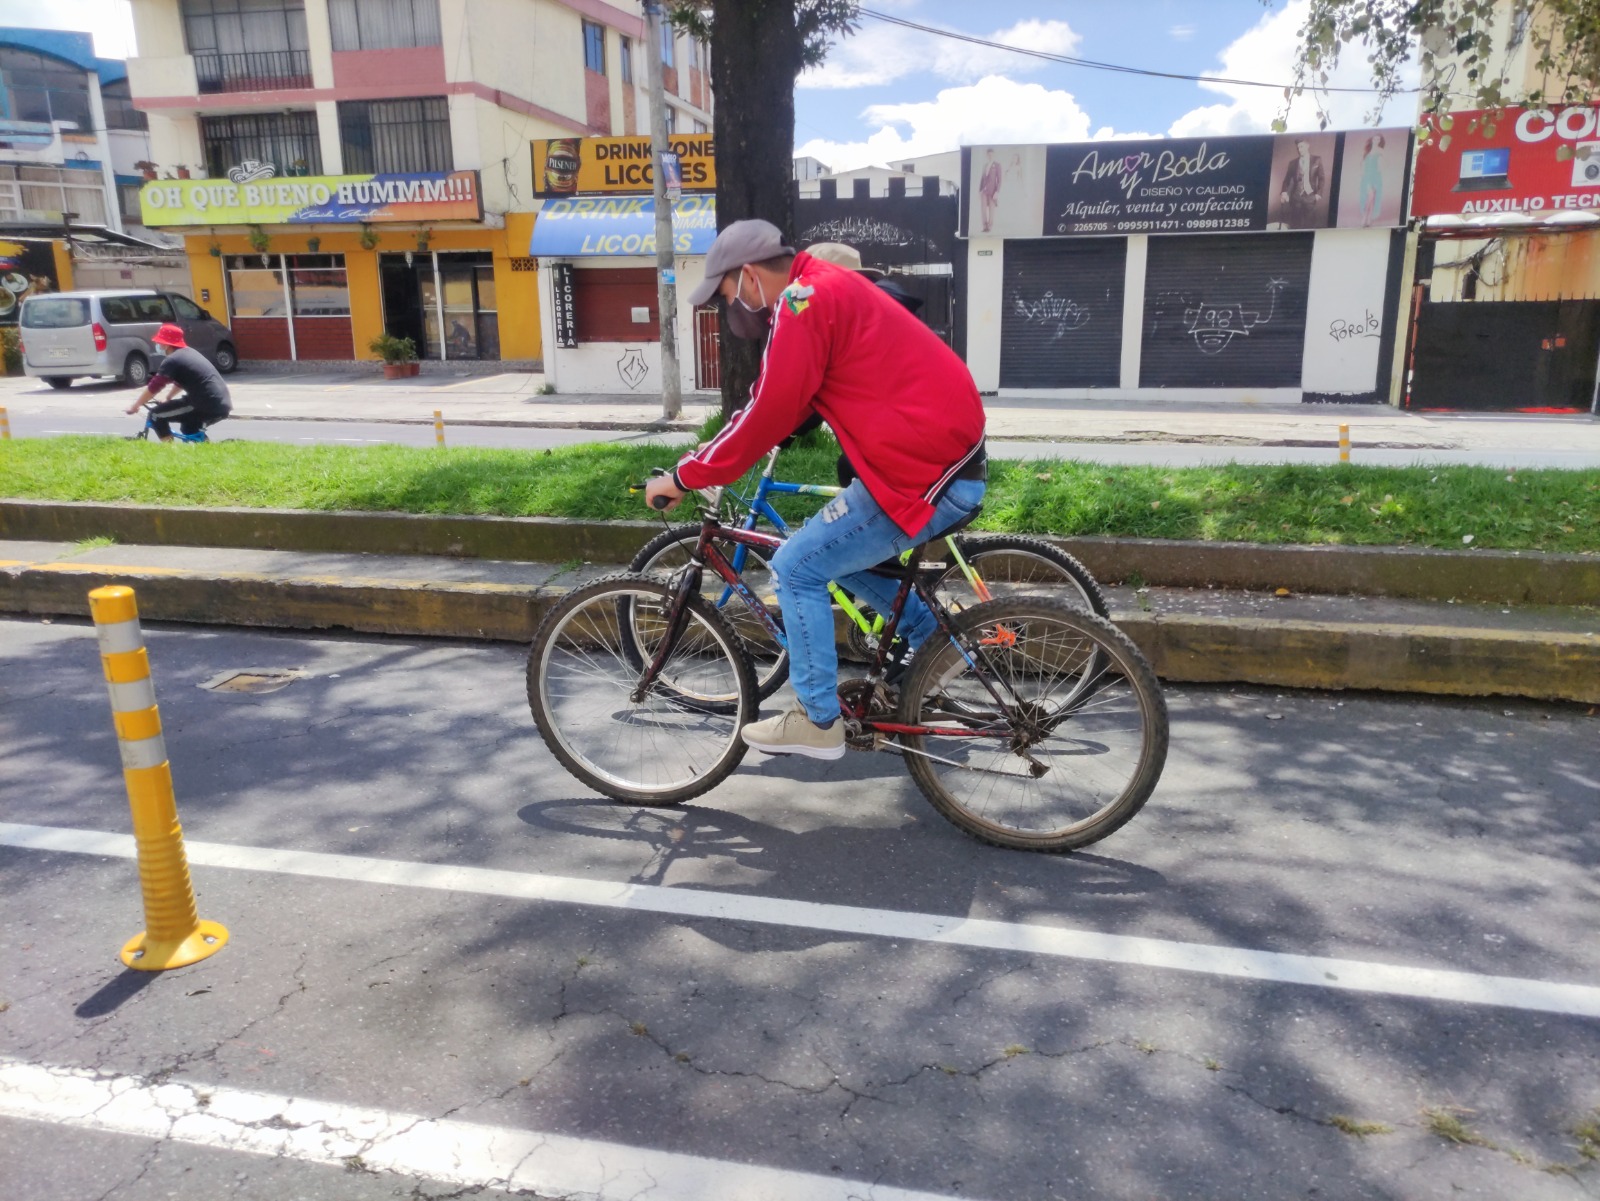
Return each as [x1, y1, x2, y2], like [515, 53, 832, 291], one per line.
[1407, 105, 1600, 413]
[960, 130, 1414, 402]
[139, 171, 539, 364]
[529, 194, 713, 394]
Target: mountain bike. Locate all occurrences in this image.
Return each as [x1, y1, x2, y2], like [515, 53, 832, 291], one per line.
[127, 399, 225, 443]
[526, 483, 1167, 853]
[628, 446, 1109, 700]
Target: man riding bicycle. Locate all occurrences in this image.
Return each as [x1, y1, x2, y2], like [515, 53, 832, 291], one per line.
[123, 323, 232, 441]
[645, 219, 986, 762]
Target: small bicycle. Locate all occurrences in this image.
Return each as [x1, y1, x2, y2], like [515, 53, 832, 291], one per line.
[526, 483, 1167, 852]
[128, 399, 225, 443]
[628, 445, 1110, 701]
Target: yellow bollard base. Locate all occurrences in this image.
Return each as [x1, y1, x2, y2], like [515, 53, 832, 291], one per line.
[120, 920, 230, 971]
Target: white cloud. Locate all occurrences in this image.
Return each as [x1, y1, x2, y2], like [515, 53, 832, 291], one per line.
[794, 76, 1151, 173]
[1168, 0, 1418, 137]
[0, 0, 136, 57]
[801, 17, 1081, 90]
[1170, 24, 1198, 41]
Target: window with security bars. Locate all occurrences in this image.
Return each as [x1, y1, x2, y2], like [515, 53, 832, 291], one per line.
[328, 0, 441, 51]
[181, 0, 311, 92]
[619, 36, 632, 84]
[201, 111, 323, 178]
[338, 97, 452, 174]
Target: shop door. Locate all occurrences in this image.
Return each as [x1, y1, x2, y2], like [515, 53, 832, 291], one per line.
[1140, 233, 1313, 388]
[1000, 239, 1126, 387]
[694, 306, 721, 389]
[1408, 299, 1600, 412]
[379, 254, 426, 352]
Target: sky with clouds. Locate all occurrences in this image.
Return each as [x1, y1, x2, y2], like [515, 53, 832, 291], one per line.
[0, 0, 1418, 172]
[795, 0, 1420, 170]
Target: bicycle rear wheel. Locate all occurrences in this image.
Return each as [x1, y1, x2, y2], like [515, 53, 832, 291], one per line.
[937, 534, 1109, 617]
[528, 574, 756, 805]
[629, 523, 789, 701]
[897, 597, 1167, 852]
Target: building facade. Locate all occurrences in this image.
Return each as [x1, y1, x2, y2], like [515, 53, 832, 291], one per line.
[960, 132, 1414, 403]
[126, 0, 711, 364]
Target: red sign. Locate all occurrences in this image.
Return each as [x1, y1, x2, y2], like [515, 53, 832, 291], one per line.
[1411, 105, 1600, 217]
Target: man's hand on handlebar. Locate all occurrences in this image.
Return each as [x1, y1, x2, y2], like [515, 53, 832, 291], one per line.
[643, 474, 685, 512]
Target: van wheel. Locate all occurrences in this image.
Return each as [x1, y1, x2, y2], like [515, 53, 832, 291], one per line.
[214, 342, 238, 374]
[44, 377, 74, 390]
[122, 353, 150, 388]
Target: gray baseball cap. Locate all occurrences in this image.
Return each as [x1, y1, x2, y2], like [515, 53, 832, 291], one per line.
[687, 218, 795, 307]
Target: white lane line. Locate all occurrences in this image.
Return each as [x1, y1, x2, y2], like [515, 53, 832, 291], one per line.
[5, 822, 1599, 1019]
[0, 1058, 958, 1201]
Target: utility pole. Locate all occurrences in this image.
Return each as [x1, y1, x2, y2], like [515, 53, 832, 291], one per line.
[643, 1, 682, 420]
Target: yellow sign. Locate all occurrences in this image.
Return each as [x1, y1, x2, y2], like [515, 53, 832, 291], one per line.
[139, 171, 483, 227]
[532, 135, 715, 197]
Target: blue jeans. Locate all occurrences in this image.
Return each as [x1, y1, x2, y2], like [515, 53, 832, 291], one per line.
[770, 476, 986, 726]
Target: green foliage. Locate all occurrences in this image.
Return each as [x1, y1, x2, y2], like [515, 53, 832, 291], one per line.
[367, 333, 418, 364]
[665, 0, 860, 69]
[1278, 0, 1600, 122]
[0, 326, 20, 375]
[1, 437, 1597, 554]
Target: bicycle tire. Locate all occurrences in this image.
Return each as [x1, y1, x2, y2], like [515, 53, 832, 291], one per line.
[528, 573, 756, 805]
[938, 534, 1109, 618]
[628, 523, 790, 701]
[897, 597, 1167, 852]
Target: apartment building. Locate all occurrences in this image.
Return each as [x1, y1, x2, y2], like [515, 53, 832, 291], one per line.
[126, 0, 711, 363]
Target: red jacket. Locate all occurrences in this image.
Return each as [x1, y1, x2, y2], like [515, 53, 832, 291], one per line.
[676, 251, 986, 535]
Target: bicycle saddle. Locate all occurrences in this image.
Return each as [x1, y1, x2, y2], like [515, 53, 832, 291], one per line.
[863, 504, 984, 577]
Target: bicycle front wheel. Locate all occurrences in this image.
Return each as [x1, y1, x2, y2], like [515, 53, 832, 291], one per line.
[629, 523, 789, 701]
[897, 597, 1167, 852]
[528, 574, 756, 805]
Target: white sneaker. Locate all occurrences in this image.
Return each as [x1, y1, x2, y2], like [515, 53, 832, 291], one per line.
[740, 706, 846, 760]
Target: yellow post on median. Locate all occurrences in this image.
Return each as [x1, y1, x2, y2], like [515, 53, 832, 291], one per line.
[0, 405, 11, 439]
[434, 409, 445, 447]
[1339, 423, 1351, 463]
[88, 585, 228, 971]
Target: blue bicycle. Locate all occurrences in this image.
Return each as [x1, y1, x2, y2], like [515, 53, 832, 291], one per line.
[128, 398, 225, 443]
[629, 446, 1109, 701]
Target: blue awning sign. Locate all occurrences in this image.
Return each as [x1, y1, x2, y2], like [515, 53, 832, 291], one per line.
[529, 195, 717, 257]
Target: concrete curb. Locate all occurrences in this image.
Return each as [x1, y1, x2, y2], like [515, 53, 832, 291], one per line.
[5, 500, 1596, 606]
[3, 563, 1596, 704]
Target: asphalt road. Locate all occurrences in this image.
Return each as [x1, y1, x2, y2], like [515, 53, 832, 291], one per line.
[2, 617, 1597, 1200]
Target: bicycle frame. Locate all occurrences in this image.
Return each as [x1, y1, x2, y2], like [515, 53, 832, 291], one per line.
[635, 498, 1018, 743]
[714, 447, 993, 645]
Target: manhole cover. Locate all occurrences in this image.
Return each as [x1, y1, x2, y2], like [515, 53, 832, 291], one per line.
[199, 668, 303, 695]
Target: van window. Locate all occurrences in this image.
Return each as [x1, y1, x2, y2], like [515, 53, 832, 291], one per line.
[21, 297, 89, 328]
[100, 296, 139, 323]
[169, 294, 204, 320]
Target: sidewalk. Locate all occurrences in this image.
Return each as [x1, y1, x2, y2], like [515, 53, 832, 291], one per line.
[4, 535, 1596, 703]
[7, 371, 1599, 449]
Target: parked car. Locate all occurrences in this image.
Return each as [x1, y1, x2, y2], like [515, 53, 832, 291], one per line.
[19, 289, 238, 390]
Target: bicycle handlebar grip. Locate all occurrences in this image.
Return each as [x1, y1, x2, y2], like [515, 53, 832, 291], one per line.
[650, 493, 673, 510]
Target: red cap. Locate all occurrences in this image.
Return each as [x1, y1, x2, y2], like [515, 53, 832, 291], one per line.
[153, 323, 187, 348]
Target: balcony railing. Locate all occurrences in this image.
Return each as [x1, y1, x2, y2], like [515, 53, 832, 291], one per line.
[194, 50, 313, 94]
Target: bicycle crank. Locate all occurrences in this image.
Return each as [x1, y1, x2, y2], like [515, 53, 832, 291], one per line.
[837, 679, 895, 751]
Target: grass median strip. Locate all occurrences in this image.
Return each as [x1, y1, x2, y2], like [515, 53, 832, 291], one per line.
[2, 434, 1597, 554]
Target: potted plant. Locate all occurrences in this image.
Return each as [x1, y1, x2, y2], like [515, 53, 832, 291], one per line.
[416, 228, 430, 255]
[135, 161, 157, 181]
[306, 235, 321, 253]
[359, 224, 379, 250]
[176, 165, 191, 179]
[247, 224, 270, 255]
[369, 332, 420, 379]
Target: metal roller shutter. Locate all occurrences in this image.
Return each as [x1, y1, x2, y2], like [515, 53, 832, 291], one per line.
[1140, 233, 1313, 388]
[1000, 238, 1126, 387]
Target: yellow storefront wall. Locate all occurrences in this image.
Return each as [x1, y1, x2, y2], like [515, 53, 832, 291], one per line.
[178, 215, 541, 363]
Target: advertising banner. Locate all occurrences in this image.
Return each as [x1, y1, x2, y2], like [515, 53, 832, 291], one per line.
[529, 195, 717, 256]
[965, 129, 1411, 238]
[549, 263, 577, 348]
[139, 171, 483, 226]
[1411, 105, 1600, 217]
[0, 239, 60, 326]
[532, 135, 715, 197]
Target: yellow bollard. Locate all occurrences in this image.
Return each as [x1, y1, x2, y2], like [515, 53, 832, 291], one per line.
[0, 405, 10, 439]
[88, 586, 228, 971]
[1338, 423, 1350, 463]
[433, 409, 445, 447]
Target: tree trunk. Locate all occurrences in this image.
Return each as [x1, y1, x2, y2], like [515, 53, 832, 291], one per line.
[711, 0, 800, 417]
